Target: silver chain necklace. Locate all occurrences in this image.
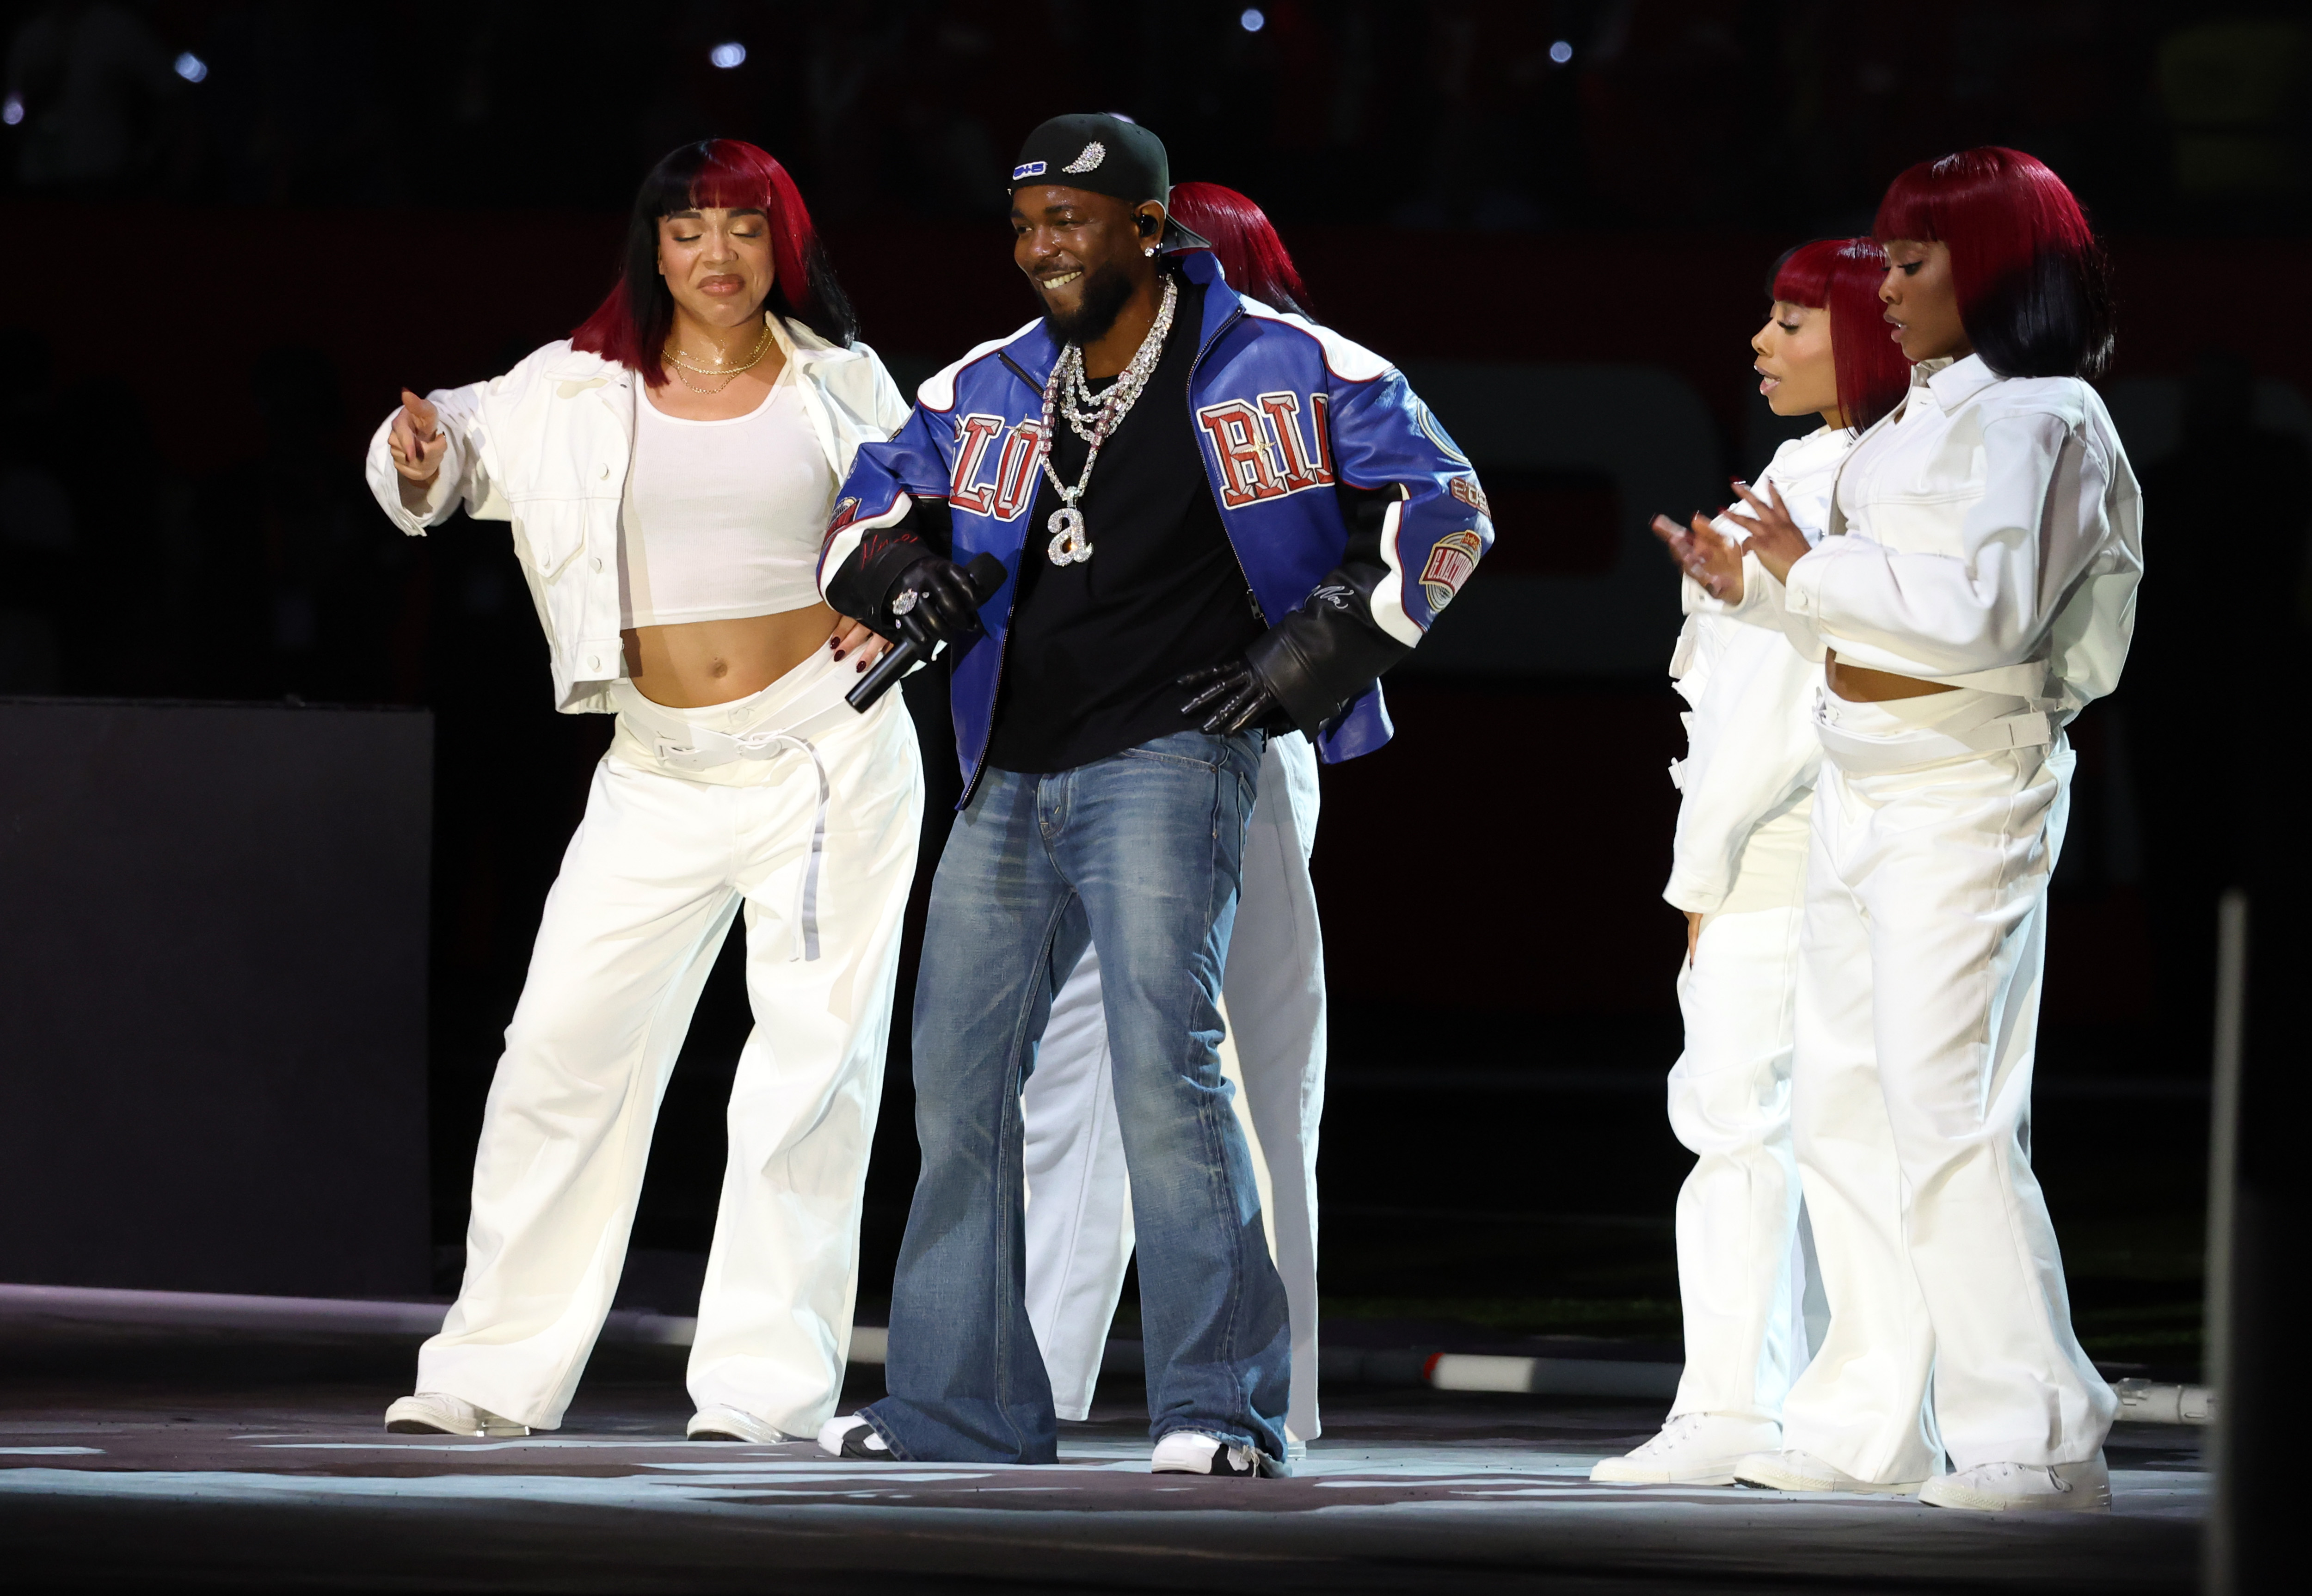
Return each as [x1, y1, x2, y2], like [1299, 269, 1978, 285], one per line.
[1033, 276, 1179, 565]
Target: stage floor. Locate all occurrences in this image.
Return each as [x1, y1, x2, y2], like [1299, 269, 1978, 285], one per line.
[0, 1351, 2202, 1594]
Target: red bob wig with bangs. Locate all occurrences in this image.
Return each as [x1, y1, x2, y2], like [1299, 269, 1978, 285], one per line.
[1165, 182, 1314, 319]
[1771, 237, 1912, 435]
[572, 140, 856, 387]
[1874, 147, 2114, 381]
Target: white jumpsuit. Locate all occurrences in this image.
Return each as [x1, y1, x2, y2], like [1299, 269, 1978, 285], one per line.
[363, 325, 922, 1437]
[1019, 730, 1325, 1439]
[1765, 354, 2143, 1480]
[1660, 424, 1855, 1425]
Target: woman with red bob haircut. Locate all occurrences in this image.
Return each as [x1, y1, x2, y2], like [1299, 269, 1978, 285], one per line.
[1873, 146, 2115, 382]
[1723, 148, 2144, 1512]
[1768, 238, 1915, 435]
[570, 140, 860, 376]
[1014, 180, 1336, 1455]
[1594, 238, 1905, 1488]
[1165, 181, 1315, 316]
[363, 140, 918, 1446]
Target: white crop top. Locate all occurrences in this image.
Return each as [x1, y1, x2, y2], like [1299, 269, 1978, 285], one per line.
[619, 375, 836, 629]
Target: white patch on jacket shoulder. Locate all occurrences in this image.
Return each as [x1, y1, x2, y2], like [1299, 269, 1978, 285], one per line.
[1233, 301, 1394, 384]
[917, 321, 1043, 412]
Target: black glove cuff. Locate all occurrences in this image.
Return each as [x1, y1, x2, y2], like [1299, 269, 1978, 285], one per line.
[1245, 626, 1351, 733]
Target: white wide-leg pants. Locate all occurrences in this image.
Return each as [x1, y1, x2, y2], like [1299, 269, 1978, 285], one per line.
[417, 657, 922, 1435]
[1667, 795, 1814, 1425]
[1020, 731, 1326, 1437]
[1782, 724, 2114, 1481]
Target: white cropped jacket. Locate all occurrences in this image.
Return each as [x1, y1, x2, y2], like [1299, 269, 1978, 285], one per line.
[1777, 354, 2144, 722]
[363, 314, 910, 714]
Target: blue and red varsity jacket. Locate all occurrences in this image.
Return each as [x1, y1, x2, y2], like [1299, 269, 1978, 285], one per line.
[818, 248, 1490, 800]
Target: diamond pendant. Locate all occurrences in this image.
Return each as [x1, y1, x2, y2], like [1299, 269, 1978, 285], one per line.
[1046, 505, 1093, 565]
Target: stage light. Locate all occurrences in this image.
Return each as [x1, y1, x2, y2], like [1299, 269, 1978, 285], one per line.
[1549, 40, 1573, 65]
[1241, 8, 1265, 31]
[174, 52, 209, 83]
[709, 42, 746, 69]
[1, 93, 21, 126]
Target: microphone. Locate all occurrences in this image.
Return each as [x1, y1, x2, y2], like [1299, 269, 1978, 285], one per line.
[846, 552, 1009, 712]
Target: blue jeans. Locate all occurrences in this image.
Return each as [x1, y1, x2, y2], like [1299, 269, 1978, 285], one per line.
[861, 729, 1290, 1464]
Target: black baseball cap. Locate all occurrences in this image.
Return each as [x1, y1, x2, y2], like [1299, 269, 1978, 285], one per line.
[1008, 113, 1211, 251]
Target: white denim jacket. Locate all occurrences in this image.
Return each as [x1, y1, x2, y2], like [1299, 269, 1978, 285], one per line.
[363, 314, 910, 714]
[1662, 424, 1851, 914]
[1775, 354, 2144, 724]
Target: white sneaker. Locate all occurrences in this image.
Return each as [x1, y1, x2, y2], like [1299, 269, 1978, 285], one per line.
[1920, 1456, 2111, 1513]
[1150, 1430, 1265, 1477]
[1732, 1449, 1923, 1495]
[815, 1415, 894, 1459]
[686, 1405, 789, 1443]
[383, 1393, 529, 1437]
[1591, 1413, 1783, 1486]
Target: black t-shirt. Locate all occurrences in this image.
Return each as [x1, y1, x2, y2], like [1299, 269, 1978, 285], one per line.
[985, 280, 1264, 774]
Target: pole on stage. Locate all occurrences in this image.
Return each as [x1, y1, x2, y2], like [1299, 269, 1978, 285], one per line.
[2201, 888, 2247, 1596]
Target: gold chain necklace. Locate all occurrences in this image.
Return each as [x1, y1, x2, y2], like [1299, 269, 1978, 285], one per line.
[663, 324, 775, 393]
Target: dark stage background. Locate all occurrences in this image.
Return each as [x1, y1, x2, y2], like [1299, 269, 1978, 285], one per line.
[4, 0, 2306, 1376]
[0, 698, 433, 1299]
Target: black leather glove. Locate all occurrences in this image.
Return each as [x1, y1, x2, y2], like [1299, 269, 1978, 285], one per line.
[1177, 656, 1284, 736]
[885, 556, 985, 649]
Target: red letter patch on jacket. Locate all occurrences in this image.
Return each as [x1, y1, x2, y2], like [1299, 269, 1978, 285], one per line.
[948, 413, 1007, 515]
[991, 420, 1045, 522]
[1196, 393, 1335, 509]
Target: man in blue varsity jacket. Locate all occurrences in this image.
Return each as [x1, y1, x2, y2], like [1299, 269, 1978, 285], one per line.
[815, 115, 1488, 1475]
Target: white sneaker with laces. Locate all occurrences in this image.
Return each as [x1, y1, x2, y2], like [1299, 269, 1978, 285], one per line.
[1920, 1456, 2110, 1512]
[1150, 1430, 1265, 1476]
[1591, 1413, 1783, 1485]
[815, 1415, 894, 1459]
[686, 1405, 789, 1443]
[1732, 1449, 1924, 1495]
[383, 1393, 529, 1437]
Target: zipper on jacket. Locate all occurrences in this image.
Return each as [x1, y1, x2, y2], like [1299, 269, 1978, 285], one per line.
[957, 624, 1014, 812]
[1184, 294, 1271, 626]
[999, 351, 1046, 395]
[951, 350, 1048, 809]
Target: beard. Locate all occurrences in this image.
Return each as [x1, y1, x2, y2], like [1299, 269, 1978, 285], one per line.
[1041, 258, 1138, 347]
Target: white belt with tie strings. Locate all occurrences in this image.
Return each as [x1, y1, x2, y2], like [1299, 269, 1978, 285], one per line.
[613, 688, 860, 962]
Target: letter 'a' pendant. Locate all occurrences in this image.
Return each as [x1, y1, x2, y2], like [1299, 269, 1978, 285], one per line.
[1046, 505, 1093, 565]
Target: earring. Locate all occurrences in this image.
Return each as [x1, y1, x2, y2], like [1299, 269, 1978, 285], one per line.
[1143, 246, 1156, 257]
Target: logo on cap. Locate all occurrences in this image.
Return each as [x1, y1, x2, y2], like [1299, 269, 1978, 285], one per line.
[1011, 160, 1047, 181]
[1062, 141, 1106, 174]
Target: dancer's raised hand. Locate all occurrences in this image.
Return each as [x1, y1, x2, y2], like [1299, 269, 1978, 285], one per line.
[387, 389, 447, 483]
[1652, 511, 1745, 604]
[1727, 479, 1811, 583]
